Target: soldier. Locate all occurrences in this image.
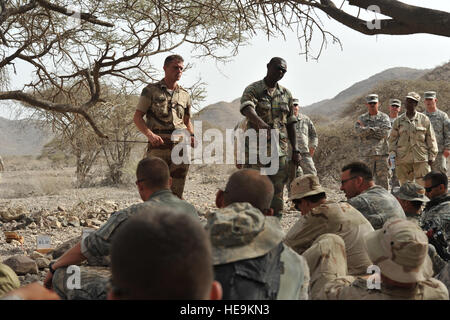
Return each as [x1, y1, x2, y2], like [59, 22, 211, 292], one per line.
[133, 54, 194, 199]
[393, 181, 429, 225]
[0, 263, 20, 297]
[389, 92, 438, 186]
[287, 98, 318, 196]
[355, 94, 391, 190]
[44, 157, 198, 299]
[108, 208, 222, 300]
[303, 219, 449, 300]
[424, 91, 450, 174]
[388, 99, 402, 190]
[209, 169, 310, 300]
[421, 171, 450, 248]
[240, 57, 300, 218]
[284, 174, 374, 275]
[340, 161, 406, 229]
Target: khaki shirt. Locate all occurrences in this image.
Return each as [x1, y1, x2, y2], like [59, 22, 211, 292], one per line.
[388, 112, 438, 164]
[240, 80, 297, 157]
[284, 201, 374, 275]
[136, 80, 191, 131]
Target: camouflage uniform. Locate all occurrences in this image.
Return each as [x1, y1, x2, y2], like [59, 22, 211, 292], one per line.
[0, 263, 20, 297]
[424, 109, 450, 174]
[52, 190, 198, 299]
[355, 111, 391, 190]
[392, 181, 429, 225]
[287, 113, 318, 195]
[136, 80, 192, 198]
[421, 193, 450, 248]
[347, 185, 406, 230]
[436, 262, 450, 294]
[240, 80, 297, 215]
[389, 112, 438, 186]
[206, 202, 310, 300]
[303, 220, 449, 300]
[389, 116, 401, 190]
[284, 201, 374, 275]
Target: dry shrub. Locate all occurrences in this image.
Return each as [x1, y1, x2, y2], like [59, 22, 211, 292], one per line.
[4, 176, 73, 199]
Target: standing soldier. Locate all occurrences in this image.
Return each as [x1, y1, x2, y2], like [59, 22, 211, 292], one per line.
[424, 91, 450, 175]
[287, 98, 318, 196]
[389, 92, 438, 187]
[240, 57, 300, 218]
[355, 94, 391, 190]
[133, 55, 194, 199]
[388, 99, 402, 190]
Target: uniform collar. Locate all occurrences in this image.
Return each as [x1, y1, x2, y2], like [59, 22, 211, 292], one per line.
[158, 79, 179, 91]
[261, 79, 282, 94]
[147, 189, 173, 201]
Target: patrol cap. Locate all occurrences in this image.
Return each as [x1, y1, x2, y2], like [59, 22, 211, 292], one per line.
[366, 94, 379, 103]
[0, 263, 20, 296]
[406, 92, 420, 102]
[206, 202, 284, 265]
[365, 219, 433, 283]
[389, 99, 401, 107]
[393, 181, 429, 203]
[424, 91, 437, 100]
[292, 98, 299, 106]
[288, 174, 325, 201]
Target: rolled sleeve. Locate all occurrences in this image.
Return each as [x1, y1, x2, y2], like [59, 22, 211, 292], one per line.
[240, 85, 258, 114]
[136, 92, 151, 113]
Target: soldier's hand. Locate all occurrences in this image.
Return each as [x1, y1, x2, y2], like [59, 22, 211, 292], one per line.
[444, 149, 450, 158]
[190, 135, 196, 148]
[147, 133, 164, 146]
[43, 270, 53, 289]
[257, 119, 271, 131]
[356, 120, 365, 128]
[292, 152, 301, 165]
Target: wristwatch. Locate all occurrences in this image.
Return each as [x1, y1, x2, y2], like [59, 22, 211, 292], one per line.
[48, 262, 57, 275]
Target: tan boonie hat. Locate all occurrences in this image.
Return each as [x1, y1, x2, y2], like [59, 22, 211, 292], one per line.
[292, 98, 300, 105]
[366, 94, 379, 103]
[389, 99, 401, 107]
[365, 218, 433, 283]
[424, 91, 437, 99]
[206, 202, 284, 265]
[288, 174, 325, 201]
[393, 181, 429, 202]
[0, 263, 20, 297]
[406, 92, 420, 102]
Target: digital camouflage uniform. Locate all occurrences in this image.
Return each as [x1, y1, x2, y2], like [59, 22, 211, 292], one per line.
[355, 111, 391, 190]
[240, 80, 297, 215]
[287, 113, 318, 195]
[303, 220, 449, 300]
[424, 109, 450, 174]
[136, 80, 192, 198]
[284, 201, 374, 275]
[52, 190, 198, 299]
[421, 193, 450, 249]
[389, 116, 400, 190]
[347, 185, 406, 230]
[389, 112, 438, 186]
[206, 202, 310, 300]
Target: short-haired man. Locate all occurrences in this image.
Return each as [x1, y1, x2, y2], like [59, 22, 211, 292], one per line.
[44, 157, 198, 299]
[340, 161, 406, 229]
[134, 54, 194, 199]
[389, 92, 438, 186]
[108, 208, 222, 300]
[287, 98, 318, 196]
[393, 181, 429, 225]
[240, 57, 301, 218]
[424, 91, 450, 175]
[355, 94, 391, 190]
[284, 174, 374, 275]
[421, 171, 450, 249]
[388, 98, 402, 190]
[209, 169, 310, 300]
[303, 219, 449, 300]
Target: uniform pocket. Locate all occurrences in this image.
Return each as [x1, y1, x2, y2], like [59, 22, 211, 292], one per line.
[415, 127, 426, 143]
[152, 95, 169, 118]
[256, 100, 272, 123]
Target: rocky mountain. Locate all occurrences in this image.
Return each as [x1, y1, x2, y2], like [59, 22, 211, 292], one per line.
[192, 98, 242, 130]
[0, 117, 53, 156]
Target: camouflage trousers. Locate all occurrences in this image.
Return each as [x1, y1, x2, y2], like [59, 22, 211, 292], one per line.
[363, 155, 390, 190]
[287, 153, 317, 196]
[396, 162, 431, 187]
[147, 143, 189, 199]
[302, 233, 348, 300]
[52, 266, 110, 300]
[431, 152, 448, 175]
[245, 156, 288, 217]
[436, 262, 450, 294]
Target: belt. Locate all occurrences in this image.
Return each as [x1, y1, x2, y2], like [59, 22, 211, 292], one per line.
[153, 129, 174, 134]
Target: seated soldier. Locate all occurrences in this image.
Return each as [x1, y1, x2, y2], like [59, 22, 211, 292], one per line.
[209, 169, 310, 300]
[44, 157, 198, 299]
[393, 181, 429, 225]
[108, 208, 222, 300]
[284, 174, 374, 275]
[340, 161, 406, 229]
[303, 218, 449, 300]
[0, 263, 20, 298]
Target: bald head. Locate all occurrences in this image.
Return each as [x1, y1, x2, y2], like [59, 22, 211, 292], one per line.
[223, 169, 274, 212]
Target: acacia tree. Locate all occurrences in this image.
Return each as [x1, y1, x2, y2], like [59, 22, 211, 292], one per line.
[0, 0, 448, 137]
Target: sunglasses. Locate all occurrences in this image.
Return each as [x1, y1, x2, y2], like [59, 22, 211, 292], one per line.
[341, 176, 357, 185]
[425, 184, 441, 192]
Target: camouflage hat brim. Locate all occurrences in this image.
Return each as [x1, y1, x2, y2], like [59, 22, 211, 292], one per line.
[212, 216, 284, 265]
[392, 190, 429, 203]
[364, 227, 433, 283]
[406, 95, 419, 102]
[288, 186, 326, 201]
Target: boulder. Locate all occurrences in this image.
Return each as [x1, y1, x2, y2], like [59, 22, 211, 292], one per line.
[3, 255, 38, 275]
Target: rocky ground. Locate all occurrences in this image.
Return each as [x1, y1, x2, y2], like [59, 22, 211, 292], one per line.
[0, 156, 344, 286]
